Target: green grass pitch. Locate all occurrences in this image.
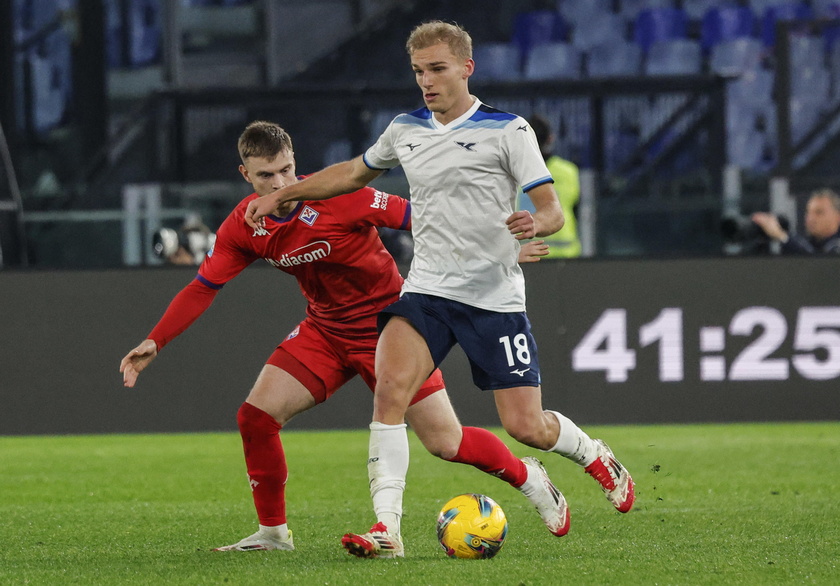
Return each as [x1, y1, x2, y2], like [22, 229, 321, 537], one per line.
[1, 422, 838, 585]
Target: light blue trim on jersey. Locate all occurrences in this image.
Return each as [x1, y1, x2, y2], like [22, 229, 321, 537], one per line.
[362, 152, 390, 171]
[454, 117, 512, 130]
[394, 109, 435, 129]
[454, 107, 518, 130]
[522, 175, 554, 192]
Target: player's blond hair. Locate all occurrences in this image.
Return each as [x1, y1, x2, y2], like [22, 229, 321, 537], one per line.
[237, 121, 294, 162]
[406, 21, 472, 60]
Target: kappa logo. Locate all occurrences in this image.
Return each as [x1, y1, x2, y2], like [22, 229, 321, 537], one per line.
[248, 475, 259, 491]
[265, 241, 331, 268]
[510, 367, 531, 377]
[455, 141, 477, 151]
[299, 205, 319, 226]
[252, 226, 270, 237]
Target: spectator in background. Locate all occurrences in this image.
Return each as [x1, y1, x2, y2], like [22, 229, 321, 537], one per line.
[518, 114, 581, 258]
[752, 188, 840, 254]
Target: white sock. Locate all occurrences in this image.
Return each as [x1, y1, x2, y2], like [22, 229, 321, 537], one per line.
[258, 523, 290, 541]
[545, 411, 599, 466]
[368, 421, 409, 536]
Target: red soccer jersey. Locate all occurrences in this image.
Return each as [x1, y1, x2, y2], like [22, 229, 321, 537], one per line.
[198, 185, 410, 336]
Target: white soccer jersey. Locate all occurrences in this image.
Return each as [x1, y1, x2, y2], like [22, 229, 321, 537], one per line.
[364, 98, 552, 312]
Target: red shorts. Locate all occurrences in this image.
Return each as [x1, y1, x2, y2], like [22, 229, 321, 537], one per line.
[266, 317, 444, 405]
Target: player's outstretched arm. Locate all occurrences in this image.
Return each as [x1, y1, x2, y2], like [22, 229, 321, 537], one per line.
[518, 239, 549, 263]
[245, 156, 383, 229]
[119, 339, 158, 388]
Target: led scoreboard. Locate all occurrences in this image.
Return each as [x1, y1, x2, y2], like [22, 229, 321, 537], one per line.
[523, 256, 840, 424]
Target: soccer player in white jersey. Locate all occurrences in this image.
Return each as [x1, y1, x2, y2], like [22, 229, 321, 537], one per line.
[245, 21, 635, 558]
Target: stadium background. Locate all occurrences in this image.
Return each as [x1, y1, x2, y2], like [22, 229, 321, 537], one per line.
[2, 0, 840, 434]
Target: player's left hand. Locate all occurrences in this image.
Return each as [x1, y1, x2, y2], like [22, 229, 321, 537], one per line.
[518, 239, 549, 263]
[506, 210, 537, 240]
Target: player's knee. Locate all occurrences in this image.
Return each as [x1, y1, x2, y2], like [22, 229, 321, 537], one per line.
[419, 434, 461, 461]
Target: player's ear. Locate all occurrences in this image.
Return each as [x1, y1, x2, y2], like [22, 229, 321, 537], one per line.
[238, 164, 252, 184]
[464, 58, 474, 78]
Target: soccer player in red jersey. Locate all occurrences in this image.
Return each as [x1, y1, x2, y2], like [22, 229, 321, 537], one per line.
[120, 120, 554, 553]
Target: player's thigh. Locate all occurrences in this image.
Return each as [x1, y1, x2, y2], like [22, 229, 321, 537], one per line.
[375, 316, 436, 398]
[246, 364, 317, 426]
[406, 389, 463, 460]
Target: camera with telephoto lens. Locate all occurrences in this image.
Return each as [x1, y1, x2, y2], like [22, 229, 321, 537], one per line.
[152, 217, 216, 265]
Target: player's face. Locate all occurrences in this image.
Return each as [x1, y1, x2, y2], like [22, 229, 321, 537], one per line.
[805, 195, 840, 239]
[411, 42, 474, 124]
[239, 149, 297, 198]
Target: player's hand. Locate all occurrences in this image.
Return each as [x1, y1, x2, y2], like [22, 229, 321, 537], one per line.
[506, 210, 537, 240]
[244, 195, 279, 230]
[119, 339, 158, 388]
[518, 240, 549, 263]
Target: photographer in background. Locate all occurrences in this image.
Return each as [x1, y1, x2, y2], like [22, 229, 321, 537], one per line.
[751, 189, 840, 254]
[152, 214, 216, 265]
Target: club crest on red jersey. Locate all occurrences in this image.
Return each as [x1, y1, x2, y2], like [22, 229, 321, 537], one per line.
[299, 205, 319, 226]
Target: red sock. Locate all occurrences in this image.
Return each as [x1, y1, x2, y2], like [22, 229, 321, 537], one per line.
[237, 402, 287, 526]
[447, 426, 528, 488]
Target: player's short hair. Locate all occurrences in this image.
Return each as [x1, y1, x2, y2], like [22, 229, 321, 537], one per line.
[237, 121, 294, 162]
[811, 188, 840, 213]
[406, 21, 472, 61]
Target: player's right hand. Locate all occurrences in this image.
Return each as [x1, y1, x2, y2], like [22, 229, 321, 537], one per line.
[119, 339, 158, 388]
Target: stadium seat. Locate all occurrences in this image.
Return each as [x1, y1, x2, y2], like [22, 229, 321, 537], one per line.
[700, 5, 757, 52]
[471, 43, 522, 81]
[587, 40, 643, 77]
[127, 0, 162, 67]
[709, 38, 764, 75]
[523, 42, 581, 80]
[572, 13, 627, 52]
[789, 35, 826, 71]
[511, 10, 568, 64]
[29, 32, 73, 134]
[620, 0, 674, 22]
[633, 7, 689, 53]
[644, 38, 702, 75]
[683, 0, 723, 21]
[727, 68, 775, 107]
[789, 95, 824, 143]
[813, 0, 840, 17]
[791, 64, 831, 102]
[557, 0, 613, 30]
[760, 2, 814, 47]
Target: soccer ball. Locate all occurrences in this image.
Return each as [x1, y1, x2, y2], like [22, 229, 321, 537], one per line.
[436, 493, 508, 559]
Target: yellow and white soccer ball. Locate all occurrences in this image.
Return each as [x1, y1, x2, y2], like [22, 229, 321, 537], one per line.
[436, 493, 508, 559]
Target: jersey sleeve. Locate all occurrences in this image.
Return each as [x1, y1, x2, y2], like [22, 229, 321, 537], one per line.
[502, 117, 554, 193]
[363, 119, 401, 170]
[197, 205, 259, 287]
[331, 188, 412, 231]
[147, 278, 219, 350]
